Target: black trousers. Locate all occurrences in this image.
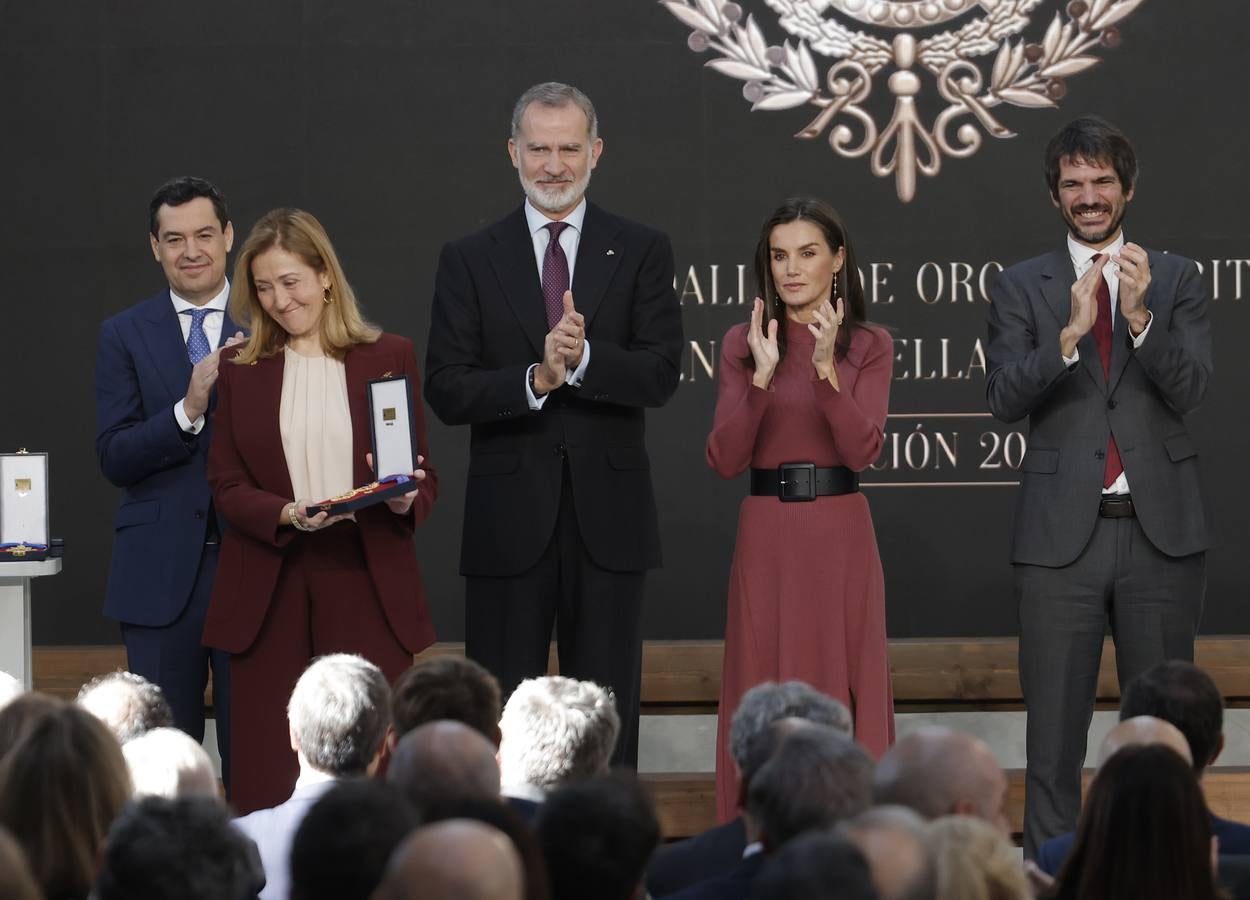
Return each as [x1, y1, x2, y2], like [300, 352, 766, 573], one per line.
[466, 466, 645, 766]
[1016, 513, 1204, 858]
[121, 542, 231, 789]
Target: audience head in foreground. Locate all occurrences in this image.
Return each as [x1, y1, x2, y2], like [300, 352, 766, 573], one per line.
[288, 653, 392, 778]
[290, 778, 419, 900]
[391, 654, 503, 744]
[1096, 715, 1192, 769]
[0, 699, 132, 900]
[538, 773, 660, 900]
[75, 670, 173, 744]
[753, 832, 879, 900]
[499, 675, 620, 797]
[873, 726, 1009, 834]
[388, 719, 501, 817]
[123, 726, 218, 799]
[376, 819, 524, 900]
[729, 681, 851, 795]
[95, 795, 264, 900]
[1053, 742, 1221, 900]
[927, 815, 1030, 900]
[0, 824, 40, 900]
[839, 805, 934, 900]
[0, 691, 60, 760]
[748, 724, 874, 851]
[1120, 659, 1225, 774]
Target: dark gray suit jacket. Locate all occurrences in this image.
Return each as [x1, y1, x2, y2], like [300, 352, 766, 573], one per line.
[986, 246, 1212, 566]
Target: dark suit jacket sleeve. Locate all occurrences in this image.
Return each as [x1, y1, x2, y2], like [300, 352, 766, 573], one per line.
[207, 356, 295, 548]
[1131, 257, 1211, 414]
[985, 265, 1076, 423]
[576, 229, 683, 408]
[94, 316, 194, 487]
[425, 240, 533, 426]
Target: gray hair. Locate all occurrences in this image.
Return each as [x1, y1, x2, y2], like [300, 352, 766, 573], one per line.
[287, 654, 391, 776]
[747, 725, 874, 849]
[499, 675, 620, 792]
[123, 727, 219, 800]
[510, 81, 599, 141]
[76, 671, 173, 744]
[729, 681, 852, 770]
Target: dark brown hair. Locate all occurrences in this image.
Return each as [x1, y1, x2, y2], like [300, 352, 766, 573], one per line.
[1053, 743, 1226, 900]
[752, 197, 867, 366]
[1044, 116, 1138, 199]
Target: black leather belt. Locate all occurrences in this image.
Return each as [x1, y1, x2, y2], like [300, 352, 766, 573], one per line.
[1099, 494, 1135, 518]
[749, 463, 858, 502]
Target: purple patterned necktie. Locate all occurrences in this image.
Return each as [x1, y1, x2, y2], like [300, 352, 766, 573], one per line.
[182, 308, 212, 365]
[542, 221, 570, 329]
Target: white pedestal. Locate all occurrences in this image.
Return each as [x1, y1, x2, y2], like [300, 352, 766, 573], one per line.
[0, 557, 61, 689]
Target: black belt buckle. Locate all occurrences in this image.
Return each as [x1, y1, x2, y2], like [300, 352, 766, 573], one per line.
[1099, 495, 1134, 518]
[778, 462, 817, 502]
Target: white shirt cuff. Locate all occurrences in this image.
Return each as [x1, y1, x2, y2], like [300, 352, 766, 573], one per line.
[1062, 347, 1080, 368]
[525, 364, 549, 410]
[174, 399, 205, 434]
[1130, 310, 1153, 348]
[566, 339, 590, 386]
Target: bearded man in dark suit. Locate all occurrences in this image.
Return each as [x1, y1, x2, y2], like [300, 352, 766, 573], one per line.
[986, 116, 1213, 857]
[425, 82, 684, 765]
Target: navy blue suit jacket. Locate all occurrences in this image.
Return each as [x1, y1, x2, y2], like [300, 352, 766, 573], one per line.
[1037, 813, 1250, 875]
[95, 291, 240, 626]
[659, 851, 765, 900]
[647, 817, 747, 897]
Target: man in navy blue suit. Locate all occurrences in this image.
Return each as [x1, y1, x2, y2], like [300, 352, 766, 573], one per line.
[95, 176, 242, 782]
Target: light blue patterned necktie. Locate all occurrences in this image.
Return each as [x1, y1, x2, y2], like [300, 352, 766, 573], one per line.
[182, 308, 213, 365]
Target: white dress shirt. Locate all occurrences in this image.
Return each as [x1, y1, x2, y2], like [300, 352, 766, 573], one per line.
[170, 280, 230, 433]
[1061, 233, 1152, 495]
[523, 198, 591, 409]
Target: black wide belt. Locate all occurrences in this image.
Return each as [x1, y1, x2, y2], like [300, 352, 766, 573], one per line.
[1099, 494, 1135, 518]
[749, 464, 858, 502]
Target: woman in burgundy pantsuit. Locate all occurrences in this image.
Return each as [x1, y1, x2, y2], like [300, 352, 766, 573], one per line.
[204, 209, 436, 814]
[707, 198, 895, 821]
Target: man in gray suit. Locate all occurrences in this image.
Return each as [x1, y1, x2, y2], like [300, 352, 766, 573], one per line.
[986, 116, 1212, 858]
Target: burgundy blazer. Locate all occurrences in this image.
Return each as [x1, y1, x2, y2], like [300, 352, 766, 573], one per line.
[203, 332, 437, 655]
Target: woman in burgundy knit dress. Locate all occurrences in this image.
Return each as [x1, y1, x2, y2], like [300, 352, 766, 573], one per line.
[707, 197, 895, 821]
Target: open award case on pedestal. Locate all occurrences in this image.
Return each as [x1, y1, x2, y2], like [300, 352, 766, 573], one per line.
[1, 451, 49, 561]
[308, 375, 418, 516]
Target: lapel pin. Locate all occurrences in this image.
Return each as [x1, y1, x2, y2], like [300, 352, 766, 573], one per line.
[606, 249, 616, 256]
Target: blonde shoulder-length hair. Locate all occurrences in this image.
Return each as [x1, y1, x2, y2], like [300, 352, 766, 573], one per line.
[230, 208, 380, 364]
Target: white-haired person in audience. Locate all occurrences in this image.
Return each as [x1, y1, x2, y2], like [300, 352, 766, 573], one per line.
[234, 653, 391, 900]
[647, 679, 852, 897]
[0, 672, 22, 711]
[872, 726, 1010, 835]
[76, 670, 173, 744]
[123, 726, 219, 799]
[498, 675, 619, 818]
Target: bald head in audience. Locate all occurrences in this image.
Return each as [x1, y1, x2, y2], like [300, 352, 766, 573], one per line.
[1096, 715, 1192, 768]
[873, 727, 1009, 834]
[388, 720, 501, 817]
[840, 806, 934, 900]
[375, 820, 523, 900]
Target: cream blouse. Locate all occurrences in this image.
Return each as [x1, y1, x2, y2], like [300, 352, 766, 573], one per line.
[279, 347, 354, 501]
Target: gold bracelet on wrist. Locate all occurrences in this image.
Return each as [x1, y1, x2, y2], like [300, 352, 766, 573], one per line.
[289, 502, 310, 532]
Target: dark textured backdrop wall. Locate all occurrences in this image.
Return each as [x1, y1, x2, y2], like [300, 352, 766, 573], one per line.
[2, 1, 1246, 644]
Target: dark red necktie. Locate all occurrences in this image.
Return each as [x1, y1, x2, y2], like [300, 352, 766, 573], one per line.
[542, 221, 570, 329]
[1090, 255, 1123, 488]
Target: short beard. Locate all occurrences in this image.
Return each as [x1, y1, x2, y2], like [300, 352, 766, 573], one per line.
[1064, 203, 1126, 246]
[519, 169, 591, 216]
